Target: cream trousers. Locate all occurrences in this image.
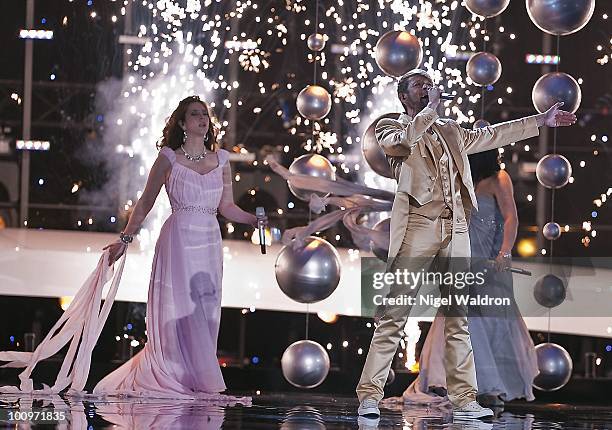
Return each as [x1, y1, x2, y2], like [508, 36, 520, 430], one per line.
[357, 212, 477, 407]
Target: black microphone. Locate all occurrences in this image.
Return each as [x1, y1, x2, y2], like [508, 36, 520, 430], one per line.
[485, 260, 532, 276]
[255, 206, 266, 254]
[506, 266, 532, 276]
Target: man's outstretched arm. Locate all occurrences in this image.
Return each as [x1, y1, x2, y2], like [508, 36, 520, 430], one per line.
[460, 102, 577, 155]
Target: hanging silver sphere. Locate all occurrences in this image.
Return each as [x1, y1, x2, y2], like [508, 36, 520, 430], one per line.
[536, 154, 572, 189]
[375, 31, 423, 77]
[543, 222, 562, 240]
[307, 33, 326, 51]
[296, 85, 332, 120]
[466, 52, 502, 86]
[465, 0, 510, 17]
[370, 218, 391, 262]
[385, 368, 396, 386]
[281, 340, 330, 388]
[473, 119, 491, 129]
[275, 236, 341, 304]
[526, 0, 595, 36]
[362, 113, 399, 178]
[533, 274, 566, 308]
[532, 343, 573, 391]
[287, 154, 336, 202]
[532, 72, 582, 114]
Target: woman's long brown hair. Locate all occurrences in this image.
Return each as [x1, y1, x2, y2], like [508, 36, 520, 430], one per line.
[158, 95, 218, 151]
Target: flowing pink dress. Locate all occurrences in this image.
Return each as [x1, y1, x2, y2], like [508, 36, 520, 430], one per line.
[0, 147, 249, 404]
[94, 147, 236, 399]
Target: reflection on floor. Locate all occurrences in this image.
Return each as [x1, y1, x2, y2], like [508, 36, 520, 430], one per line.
[1, 392, 611, 429]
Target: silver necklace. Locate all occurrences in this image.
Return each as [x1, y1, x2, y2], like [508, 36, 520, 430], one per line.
[180, 144, 208, 162]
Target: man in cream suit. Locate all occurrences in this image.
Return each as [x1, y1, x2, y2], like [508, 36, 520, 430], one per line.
[357, 69, 576, 419]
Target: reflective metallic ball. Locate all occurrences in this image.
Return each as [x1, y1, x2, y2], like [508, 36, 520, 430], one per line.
[532, 72, 582, 114]
[527, 0, 595, 36]
[375, 31, 423, 77]
[543, 222, 562, 240]
[281, 340, 330, 388]
[465, 0, 510, 17]
[275, 236, 341, 304]
[287, 154, 336, 201]
[473, 119, 491, 129]
[536, 154, 572, 189]
[386, 368, 396, 386]
[296, 85, 332, 120]
[466, 52, 502, 86]
[307, 33, 326, 51]
[534, 274, 566, 308]
[371, 218, 391, 262]
[362, 113, 399, 178]
[532, 342, 573, 391]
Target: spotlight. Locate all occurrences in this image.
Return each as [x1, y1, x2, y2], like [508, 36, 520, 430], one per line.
[16, 140, 50, 151]
[525, 54, 560, 65]
[19, 29, 53, 40]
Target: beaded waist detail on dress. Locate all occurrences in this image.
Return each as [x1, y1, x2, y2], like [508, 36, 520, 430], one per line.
[172, 205, 218, 215]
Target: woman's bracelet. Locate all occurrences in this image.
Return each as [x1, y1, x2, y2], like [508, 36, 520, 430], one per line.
[498, 251, 511, 258]
[119, 232, 134, 245]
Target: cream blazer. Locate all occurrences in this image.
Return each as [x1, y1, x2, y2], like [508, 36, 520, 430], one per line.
[376, 107, 539, 261]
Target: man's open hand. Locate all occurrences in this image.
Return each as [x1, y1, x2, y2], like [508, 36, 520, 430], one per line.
[543, 102, 577, 128]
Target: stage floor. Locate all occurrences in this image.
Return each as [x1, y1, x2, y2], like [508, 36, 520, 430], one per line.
[1, 392, 611, 429]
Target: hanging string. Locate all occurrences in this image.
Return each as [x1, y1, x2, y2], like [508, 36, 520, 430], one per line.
[480, 19, 488, 119]
[552, 35, 561, 154]
[549, 35, 561, 261]
[305, 0, 320, 339]
[311, 0, 320, 148]
[305, 304, 310, 340]
[546, 265, 553, 342]
[547, 311, 551, 343]
[313, 0, 319, 86]
[546, 34, 562, 344]
[482, 18, 488, 52]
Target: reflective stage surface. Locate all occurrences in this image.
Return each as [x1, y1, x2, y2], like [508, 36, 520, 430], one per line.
[1, 392, 611, 429]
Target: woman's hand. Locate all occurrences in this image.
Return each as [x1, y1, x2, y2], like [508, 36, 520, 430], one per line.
[103, 241, 127, 266]
[251, 213, 269, 229]
[494, 251, 511, 272]
[257, 214, 269, 228]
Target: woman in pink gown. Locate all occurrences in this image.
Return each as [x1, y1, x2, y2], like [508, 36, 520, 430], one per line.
[0, 96, 262, 402]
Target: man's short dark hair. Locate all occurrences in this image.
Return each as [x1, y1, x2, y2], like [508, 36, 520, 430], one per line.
[397, 69, 433, 97]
